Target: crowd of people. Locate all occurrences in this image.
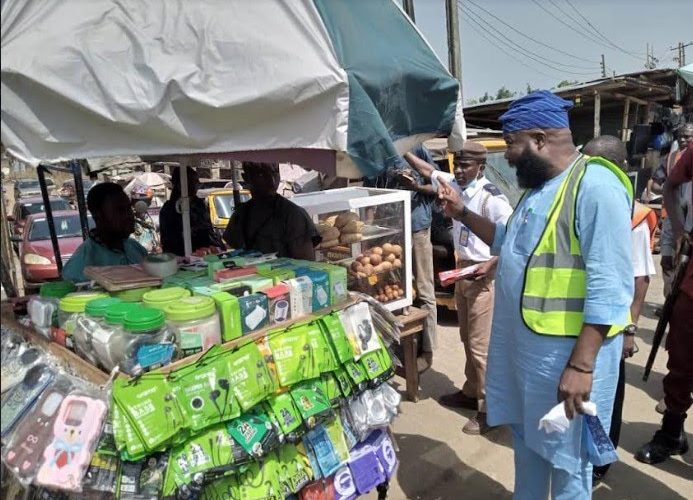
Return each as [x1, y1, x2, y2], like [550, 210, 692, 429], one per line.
[57, 90, 691, 499]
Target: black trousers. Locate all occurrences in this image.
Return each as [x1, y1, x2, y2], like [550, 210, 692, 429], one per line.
[594, 358, 626, 476]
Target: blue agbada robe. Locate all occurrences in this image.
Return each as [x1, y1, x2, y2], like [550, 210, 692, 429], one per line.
[487, 155, 632, 473]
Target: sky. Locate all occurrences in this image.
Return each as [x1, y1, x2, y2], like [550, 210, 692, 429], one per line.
[404, 0, 692, 102]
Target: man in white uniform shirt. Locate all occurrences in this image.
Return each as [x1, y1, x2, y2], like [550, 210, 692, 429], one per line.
[406, 141, 513, 434]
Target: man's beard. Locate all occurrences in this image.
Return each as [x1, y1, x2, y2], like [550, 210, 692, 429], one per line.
[513, 149, 553, 189]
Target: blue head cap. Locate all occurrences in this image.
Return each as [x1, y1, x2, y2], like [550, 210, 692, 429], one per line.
[499, 90, 574, 133]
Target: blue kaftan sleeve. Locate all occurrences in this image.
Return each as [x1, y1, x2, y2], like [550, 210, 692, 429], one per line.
[576, 163, 633, 326]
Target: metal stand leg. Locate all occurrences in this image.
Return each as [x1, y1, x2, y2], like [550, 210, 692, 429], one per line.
[377, 480, 389, 499]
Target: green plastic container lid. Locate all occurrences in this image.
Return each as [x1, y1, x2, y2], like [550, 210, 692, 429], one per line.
[123, 306, 165, 333]
[165, 296, 216, 322]
[59, 291, 109, 313]
[105, 302, 142, 326]
[40, 281, 77, 299]
[85, 297, 123, 318]
[114, 287, 155, 303]
[143, 287, 191, 308]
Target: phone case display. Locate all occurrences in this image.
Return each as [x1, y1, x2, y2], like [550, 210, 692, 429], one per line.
[1, 297, 400, 498]
[35, 395, 108, 491]
[292, 187, 413, 311]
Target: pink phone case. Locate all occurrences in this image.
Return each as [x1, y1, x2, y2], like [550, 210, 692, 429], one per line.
[4, 382, 72, 482]
[35, 395, 107, 492]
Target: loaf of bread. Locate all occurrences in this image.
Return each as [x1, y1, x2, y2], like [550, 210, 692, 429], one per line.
[335, 212, 360, 229]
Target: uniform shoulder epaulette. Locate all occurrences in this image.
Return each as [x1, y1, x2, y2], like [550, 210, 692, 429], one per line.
[483, 183, 502, 196]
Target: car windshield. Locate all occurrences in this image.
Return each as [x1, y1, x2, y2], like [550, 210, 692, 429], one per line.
[17, 179, 40, 189]
[28, 215, 94, 241]
[484, 151, 522, 208]
[20, 199, 71, 218]
[213, 193, 250, 219]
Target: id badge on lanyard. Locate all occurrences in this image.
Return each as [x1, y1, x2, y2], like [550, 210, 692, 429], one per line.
[458, 226, 471, 247]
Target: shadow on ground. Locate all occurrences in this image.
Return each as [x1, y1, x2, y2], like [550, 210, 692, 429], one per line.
[593, 459, 689, 500]
[394, 432, 512, 499]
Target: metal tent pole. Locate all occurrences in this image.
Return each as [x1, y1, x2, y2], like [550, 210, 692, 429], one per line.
[180, 163, 192, 257]
[71, 160, 90, 239]
[37, 165, 63, 274]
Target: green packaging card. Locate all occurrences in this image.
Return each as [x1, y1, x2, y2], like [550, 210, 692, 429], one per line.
[276, 444, 313, 495]
[227, 409, 277, 457]
[359, 338, 394, 383]
[319, 313, 355, 364]
[174, 357, 242, 432]
[268, 327, 319, 387]
[265, 393, 302, 437]
[236, 457, 283, 500]
[323, 417, 350, 464]
[113, 375, 186, 452]
[306, 322, 339, 373]
[113, 399, 147, 461]
[290, 380, 331, 428]
[226, 342, 277, 411]
[333, 368, 354, 398]
[321, 373, 343, 406]
[344, 360, 368, 392]
[200, 474, 240, 500]
[164, 424, 243, 497]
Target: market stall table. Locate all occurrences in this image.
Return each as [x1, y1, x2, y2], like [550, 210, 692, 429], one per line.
[395, 306, 429, 403]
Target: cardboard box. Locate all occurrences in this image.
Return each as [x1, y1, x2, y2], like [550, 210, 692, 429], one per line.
[284, 277, 313, 318]
[262, 284, 292, 325]
[238, 293, 269, 334]
[294, 268, 330, 311]
[309, 263, 348, 305]
[211, 291, 242, 341]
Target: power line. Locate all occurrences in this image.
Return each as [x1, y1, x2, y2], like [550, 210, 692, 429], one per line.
[460, 8, 594, 82]
[460, 5, 598, 76]
[461, 13, 565, 82]
[562, 0, 642, 59]
[529, 0, 640, 61]
[461, 0, 596, 65]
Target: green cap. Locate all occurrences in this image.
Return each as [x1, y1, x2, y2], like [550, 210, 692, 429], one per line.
[40, 281, 77, 299]
[105, 302, 142, 326]
[85, 297, 122, 318]
[164, 296, 216, 322]
[123, 306, 165, 333]
[114, 286, 155, 303]
[143, 287, 191, 310]
[59, 291, 109, 313]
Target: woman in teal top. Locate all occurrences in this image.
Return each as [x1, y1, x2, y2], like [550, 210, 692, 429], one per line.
[63, 183, 147, 282]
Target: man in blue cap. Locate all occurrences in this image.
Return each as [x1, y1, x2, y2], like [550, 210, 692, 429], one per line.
[438, 90, 633, 498]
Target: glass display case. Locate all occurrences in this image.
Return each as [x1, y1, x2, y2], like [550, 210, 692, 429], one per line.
[291, 187, 412, 311]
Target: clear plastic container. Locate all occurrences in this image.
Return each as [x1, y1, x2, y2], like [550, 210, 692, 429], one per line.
[28, 281, 77, 338]
[142, 286, 190, 311]
[110, 307, 176, 375]
[98, 302, 142, 371]
[164, 296, 221, 358]
[72, 297, 122, 367]
[57, 291, 109, 349]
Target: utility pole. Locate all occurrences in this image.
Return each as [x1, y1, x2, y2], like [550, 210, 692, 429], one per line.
[671, 42, 692, 67]
[445, 0, 462, 81]
[402, 0, 415, 22]
[600, 54, 606, 78]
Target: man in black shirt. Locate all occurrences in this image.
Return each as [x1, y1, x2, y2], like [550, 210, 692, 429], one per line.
[159, 166, 224, 256]
[223, 162, 320, 259]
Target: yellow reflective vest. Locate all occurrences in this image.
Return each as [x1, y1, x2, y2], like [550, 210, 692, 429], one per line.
[518, 155, 634, 337]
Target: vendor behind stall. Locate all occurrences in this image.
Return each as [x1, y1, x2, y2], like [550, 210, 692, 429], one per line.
[62, 183, 147, 282]
[159, 166, 224, 256]
[223, 162, 320, 259]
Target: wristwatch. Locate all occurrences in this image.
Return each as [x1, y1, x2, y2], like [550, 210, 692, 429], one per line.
[623, 324, 637, 336]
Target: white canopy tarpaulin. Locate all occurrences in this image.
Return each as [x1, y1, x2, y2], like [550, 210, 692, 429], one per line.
[1, 0, 465, 179]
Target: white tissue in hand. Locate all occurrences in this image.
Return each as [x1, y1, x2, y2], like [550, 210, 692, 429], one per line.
[538, 401, 597, 434]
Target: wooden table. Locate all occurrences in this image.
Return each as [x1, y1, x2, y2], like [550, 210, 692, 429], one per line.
[395, 306, 430, 402]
